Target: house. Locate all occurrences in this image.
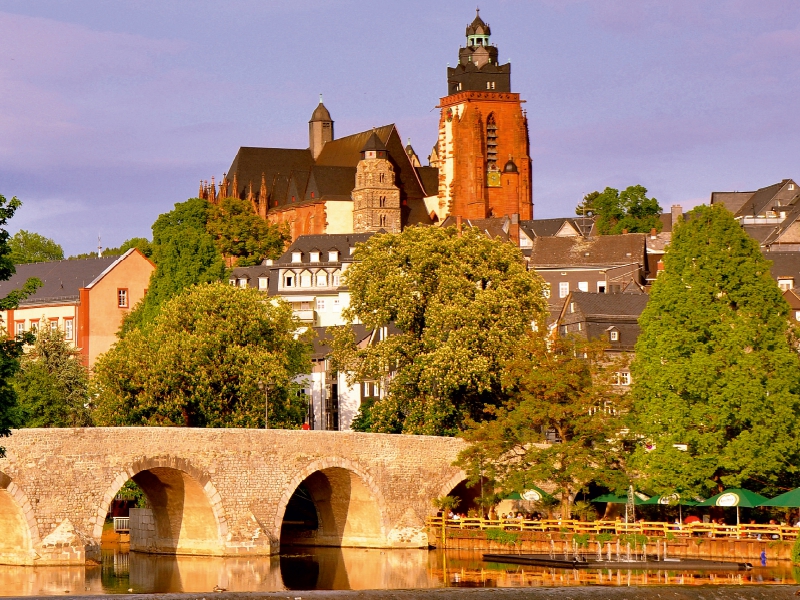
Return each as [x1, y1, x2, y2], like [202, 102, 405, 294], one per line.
[0, 249, 154, 367]
[527, 234, 647, 322]
[555, 290, 649, 386]
[711, 179, 800, 250]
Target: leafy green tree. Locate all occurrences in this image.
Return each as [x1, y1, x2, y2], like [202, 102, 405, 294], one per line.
[207, 197, 288, 266]
[13, 324, 92, 428]
[9, 230, 64, 263]
[0, 195, 42, 455]
[579, 185, 662, 235]
[330, 226, 548, 436]
[93, 282, 311, 428]
[457, 335, 631, 518]
[122, 199, 227, 332]
[630, 204, 800, 498]
[98, 237, 153, 259]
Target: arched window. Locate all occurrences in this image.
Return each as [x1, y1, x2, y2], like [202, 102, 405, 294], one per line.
[379, 196, 386, 208]
[486, 113, 498, 171]
[379, 173, 385, 183]
[379, 214, 387, 227]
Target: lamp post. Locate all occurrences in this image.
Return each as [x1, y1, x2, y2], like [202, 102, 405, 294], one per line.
[258, 381, 271, 429]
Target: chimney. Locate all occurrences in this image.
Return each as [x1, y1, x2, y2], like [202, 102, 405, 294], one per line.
[650, 228, 657, 239]
[510, 213, 520, 245]
[622, 228, 628, 235]
[456, 215, 463, 237]
[657, 259, 665, 274]
[671, 204, 683, 228]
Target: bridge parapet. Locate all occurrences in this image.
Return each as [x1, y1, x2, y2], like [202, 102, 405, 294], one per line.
[0, 428, 466, 565]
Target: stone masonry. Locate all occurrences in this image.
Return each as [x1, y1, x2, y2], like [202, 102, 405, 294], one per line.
[0, 428, 466, 565]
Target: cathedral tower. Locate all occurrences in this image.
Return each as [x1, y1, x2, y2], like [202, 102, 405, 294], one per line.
[352, 132, 401, 233]
[436, 10, 532, 221]
[309, 96, 334, 160]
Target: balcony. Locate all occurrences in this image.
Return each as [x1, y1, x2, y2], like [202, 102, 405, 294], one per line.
[293, 309, 316, 323]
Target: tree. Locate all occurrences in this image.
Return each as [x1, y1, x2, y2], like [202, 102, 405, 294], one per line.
[100, 237, 153, 258]
[122, 199, 227, 332]
[207, 197, 288, 266]
[9, 230, 64, 263]
[456, 335, 631, 518]
[630, 204, 800, 498]
[330, 226, 548, 436]
[0, 195, 42, 455]
[13, 324, 92, 428]
[93, 282, 311, 428]
[578, 185, 663, 235]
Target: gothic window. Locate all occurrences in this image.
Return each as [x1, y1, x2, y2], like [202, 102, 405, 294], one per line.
[379, 173, 385, 183]
[379, 196, 386, 208]
[486, 113, 498, 172]
[379, 214, 387, 227]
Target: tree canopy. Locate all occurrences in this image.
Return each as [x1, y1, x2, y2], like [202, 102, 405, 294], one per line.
[457, 335, 631, 517]
[577, 185, 663, 235]
[0, 195, 42, 455]
[93, 282, 311, 428]
[630, 204, 800, 498]
[9, 230, 64, 264]
[207, 197, 288, 266]
[13, 324, 92, 428]
[330, 226, 548, 436]
[122, 198, 227, 331]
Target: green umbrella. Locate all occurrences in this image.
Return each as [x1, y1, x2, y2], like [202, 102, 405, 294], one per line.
[759, 487, 800, 508]
[641, 494, 700, 506]
[697, 488, 770, 525]
[590, 493, 648, 505]
[505, 486, 554, 502]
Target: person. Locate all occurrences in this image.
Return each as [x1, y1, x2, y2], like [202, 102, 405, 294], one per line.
[684, 514, 700, 524]
[301, 422, 310, 430]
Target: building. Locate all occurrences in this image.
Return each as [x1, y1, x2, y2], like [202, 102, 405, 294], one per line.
[711, 179, 800, 250]
[433, 10, 532, 223]
[555, 290, 649, 386]
[0, 249, 155, 367]
[527, 234, 647, 322]
[201, 108, 436, 242]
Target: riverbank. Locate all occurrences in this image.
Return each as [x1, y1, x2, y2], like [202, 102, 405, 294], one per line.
[430, 526, 796, 562]
[18, 587, 800, 600]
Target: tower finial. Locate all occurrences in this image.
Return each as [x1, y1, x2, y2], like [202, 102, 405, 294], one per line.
[319, 93, 323, 104]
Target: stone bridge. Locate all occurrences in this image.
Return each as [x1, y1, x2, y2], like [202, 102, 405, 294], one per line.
[0, 428, 468, 565]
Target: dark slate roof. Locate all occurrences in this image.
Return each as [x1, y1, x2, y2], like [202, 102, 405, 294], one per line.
[316, 125, 395, 167]
[743, 225, 778, 245]
[361, 131, 387, 153]
[305, 166, 356, 202]
[276, 233, 375, 265]
[529, 234, 646, 268]
[570, 291, 649, 319]
[311, 323, 402, 360]
[763, 251, 800, 282]
[710, 191, 754, 215]
[520, 218, 582, 238]
[0, 255, 123, 305]
[466, 10, 490, 36]
[736, 181, 787, 218]
[231, 265, 270, 279]
[440, 216, 511, 240]
[761, 202, 800, 246]
[226, 147, 314, 200]
[310, 101, 332, 122]
[415, 166, 439, 197]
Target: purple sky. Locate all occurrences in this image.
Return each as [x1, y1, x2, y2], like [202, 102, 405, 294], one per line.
[1, 0, 799, 255]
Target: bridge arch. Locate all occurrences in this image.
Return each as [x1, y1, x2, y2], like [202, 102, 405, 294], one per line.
[0, 470, 39, 565]
[275, 457, 389, 548]
[436, 470, 484, 515]
[93, 455, 228, 555]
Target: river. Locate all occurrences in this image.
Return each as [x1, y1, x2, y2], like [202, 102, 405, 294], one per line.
[0, 545, 797, 596]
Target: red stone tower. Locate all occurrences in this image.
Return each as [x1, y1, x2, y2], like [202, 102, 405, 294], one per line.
[435, 10, 532, 221]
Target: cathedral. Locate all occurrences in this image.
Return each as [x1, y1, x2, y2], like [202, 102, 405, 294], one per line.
[199, 10, 532, 241]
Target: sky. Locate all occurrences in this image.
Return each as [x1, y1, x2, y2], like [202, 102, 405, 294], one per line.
[0, 0, 799, 255]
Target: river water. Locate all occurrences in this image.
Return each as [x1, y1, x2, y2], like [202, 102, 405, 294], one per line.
[1, 545, 797, 596]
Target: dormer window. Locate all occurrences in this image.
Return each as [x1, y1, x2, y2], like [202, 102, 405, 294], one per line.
[229, 278, 236, 286]
[610, 330, 619, 342]
[316, 272, 328, 287]
[779, 278, 794, 291]
[291, 251, 302, 263]
[789, 183, 796, 191]
[310, 251, 320, 263]
[258, 277, 268, 290]
[328, 250, 339, 262]
[349, 246, 356, 255]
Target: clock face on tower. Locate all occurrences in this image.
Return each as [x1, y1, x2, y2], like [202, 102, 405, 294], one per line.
[487, 171, 502, 187]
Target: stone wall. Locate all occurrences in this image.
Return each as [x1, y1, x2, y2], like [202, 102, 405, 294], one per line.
[0, 428, 466, 565]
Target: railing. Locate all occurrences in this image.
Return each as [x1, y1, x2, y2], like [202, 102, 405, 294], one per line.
[113, 517, 130, 533]
[426, 516, 799, 541]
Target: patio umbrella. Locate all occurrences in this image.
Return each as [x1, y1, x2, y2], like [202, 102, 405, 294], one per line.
[697, 488, 770, 525]
[504, 485, 555, 502]
[759, 488, 800, 508]
[641, 493, 701, 522]
[590, 493, 649, 505]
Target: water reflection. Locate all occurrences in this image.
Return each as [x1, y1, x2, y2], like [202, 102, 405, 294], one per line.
[0, 545, 797, 596]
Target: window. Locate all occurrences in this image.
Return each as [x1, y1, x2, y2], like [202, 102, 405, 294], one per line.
[316, 298, 326, 311]
[14, 321, 24, 336]
[229, 278, 237, 286]
[559, 282, 569, 298]
[614, 372, 631, 386]
[118, 289, 129, 308]
[258, 277, 268, 290]
[610, 330, 619, 341]
[291, 251, 302, 263]
[379, 196, 386, 208]
[238, 278, 247, 288]
[300, 271, 312, 287]
[349, 246, 355, 255]
[779, 278, 794, 291]
[29, 321, 37, 333]
[328, 250, 339, 262]
[379, 214, 387, 227]
[333, 298, 341, 310]
[300, 301, 311, 311]
[578, 281, 588, 292]
[316, 272, 328, 287]
[796, 311, 800, 321]
[597, 282, 606, 293]
[310, 251, 320, 263]
[49, 319, 58, 332]
[332, 270, 341, 286]
[790, 184, 796, 191]
[64, 319, 73, 340]
[284, 275, 294, 288]
[569, 302, 575, 313]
